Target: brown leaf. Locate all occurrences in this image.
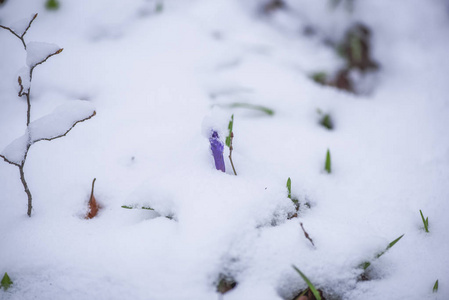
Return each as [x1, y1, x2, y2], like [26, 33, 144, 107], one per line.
[86, 178, 99, 219]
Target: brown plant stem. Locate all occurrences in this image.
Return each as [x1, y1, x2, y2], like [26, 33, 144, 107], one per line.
[228, 132, 237, 176]
[300, 222, 315, 247]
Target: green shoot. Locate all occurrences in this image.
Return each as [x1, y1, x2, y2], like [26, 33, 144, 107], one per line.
[155, 2, 163, 13]
[225, 114, 234, 148]
[311, 72, 327, 85]
[325, 149, 331, 173]
[228, 103, 274, 116]
[361, 234, 405, 270]
[292, 265, 321, 300]
[433, 280, 439, 293]
[225, 114, 237, 175]
[349, 34, 362, 64]
[287, 177, 292, 199]
[45, 0, 59, 10]
[1, 272, 13, 291]
[286, 177, 299, 208]
[320, 114, 333, 130]
[121, 205, 154, 210]
[419, 210, 429, 233]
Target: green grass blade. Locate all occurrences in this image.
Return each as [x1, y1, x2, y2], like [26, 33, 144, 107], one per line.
[311, 72, 327, 85]
[292, 265, 321, 300]
[376, 234, 404, 259]
[287, 177, 292, 199]
[320, 114, 333, 130]
[433, 279, 439, 293]
[121, 205, 154, 211]
[325, 149, 331, 173]
[419, 210, 429, 232]
[229, 103, 274, 116]
[225, 114, 234, 148]
[350, 35, 362, 64]
[1, 272, 13, 291]
[45, 0, 59, 10]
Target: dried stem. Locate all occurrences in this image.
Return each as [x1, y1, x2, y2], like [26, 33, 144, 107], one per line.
[0, 13, 37, 50]
[34, 111, 96, 143]
[300, 222, 315, 247]
[90, 178, 96, 201]
[228, 132, 237, 176]
[0, 14, 94, 216]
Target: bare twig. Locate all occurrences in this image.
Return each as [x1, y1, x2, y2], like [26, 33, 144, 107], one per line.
[228, 132, 237, 176]
[0, 154, 21, 167]
[0, 13, 38, 50]
[34, 111, 96, 143]
[0, 13, 94, 217]
[300, 222, 315, 247]
[29, 48, 64, 81]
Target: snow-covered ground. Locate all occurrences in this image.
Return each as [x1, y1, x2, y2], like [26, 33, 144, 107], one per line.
[1, 1, 449, 299]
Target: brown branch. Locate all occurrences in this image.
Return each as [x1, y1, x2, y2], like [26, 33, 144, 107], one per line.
[19, 164, 33, 217]
[0, 13, 38, 50]
[300, 222, 315, 247]
[228, 132, 237, 175]
[29, 48, 63, 81]
[33, 111, 96, 143]
[0, 154, 21, 167]
[22, 13, 38, 40]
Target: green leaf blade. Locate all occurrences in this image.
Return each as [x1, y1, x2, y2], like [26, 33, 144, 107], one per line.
[325, 149, 331, 173]
[1, 272, 13, 291]
[287, 177, 292, 199]
[225, 114, 234, 148]
[292, 266, 321, 300]
[433, 279, 439, 293]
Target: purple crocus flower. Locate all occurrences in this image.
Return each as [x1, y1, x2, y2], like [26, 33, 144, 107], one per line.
[209, 130, 225, 172]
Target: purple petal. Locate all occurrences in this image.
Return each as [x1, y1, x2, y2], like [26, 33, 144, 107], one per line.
[209, 131, 225, 172]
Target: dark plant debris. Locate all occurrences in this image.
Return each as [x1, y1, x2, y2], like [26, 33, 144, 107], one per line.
[293, 288, 326, 300]
[216, 274, 237, 294]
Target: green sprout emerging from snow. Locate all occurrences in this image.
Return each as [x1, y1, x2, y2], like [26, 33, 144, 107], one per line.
[286, 177, 299, 208]
[121, 205, 154, 210]
[225, 114, 234, 148]
[228, 103, 274, 116]
[361, 234, 404, 270]
[292, 265, 322, 300]
[419, 210, 429, 233]
[1, 272, 13, 291]
[433, 279, 439, 293]
[311, 72, 327, 85]
[325, 149, 331, 173]
[45, 0, 60, 10]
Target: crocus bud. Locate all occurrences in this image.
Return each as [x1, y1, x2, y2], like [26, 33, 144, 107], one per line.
[209, 131, 225, 172]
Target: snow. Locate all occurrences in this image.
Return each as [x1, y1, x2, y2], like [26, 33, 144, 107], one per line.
[8, 14, 35, 37]
[1, 101, 95, 165]
[26, 42, 61, 68]
[1, 0, 449, 300]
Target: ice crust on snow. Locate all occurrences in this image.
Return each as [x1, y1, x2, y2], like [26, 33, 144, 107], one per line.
[1, 101, 95, 165]
[26, 42, 61, 68]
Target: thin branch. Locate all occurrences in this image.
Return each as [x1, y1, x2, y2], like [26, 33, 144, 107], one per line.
[29, 48, 64, 81]
[0, 13, 37, 50]
[0, 25, 21, 40]
[228, 132, 237, 175]
[300, 222, 315, 247]
[33, 111, 96, 143]
[21, 13, 38, 40]
[0, 154, 21, 167]
[19, 165, 33, 217]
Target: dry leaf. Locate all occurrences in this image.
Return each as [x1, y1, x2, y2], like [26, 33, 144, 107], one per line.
[86, 178, 99, 219]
